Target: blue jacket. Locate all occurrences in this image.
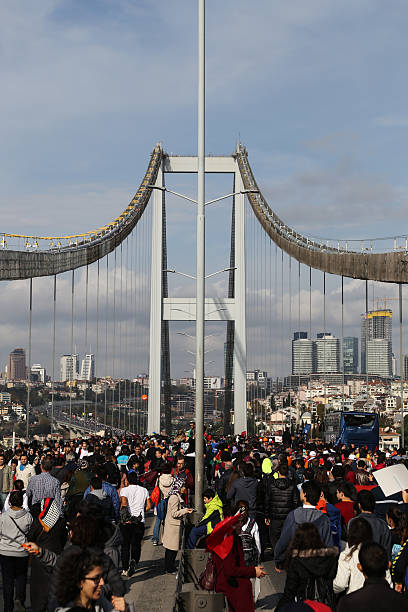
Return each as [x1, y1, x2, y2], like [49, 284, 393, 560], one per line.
[274, 506, 333, 566]
[326, 502, 342, 549]
[83, 481, 120, 520]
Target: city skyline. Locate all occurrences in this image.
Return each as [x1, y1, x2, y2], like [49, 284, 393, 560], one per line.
[1, 3, 408, 381]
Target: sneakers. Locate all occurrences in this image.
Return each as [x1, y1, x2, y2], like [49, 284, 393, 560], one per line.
[128, 558, 137, 577]
[152, 541, 159, 546]
[121, 570, 128, 577]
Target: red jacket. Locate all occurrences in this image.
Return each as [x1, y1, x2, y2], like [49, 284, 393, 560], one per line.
[213, 534, 256, 612]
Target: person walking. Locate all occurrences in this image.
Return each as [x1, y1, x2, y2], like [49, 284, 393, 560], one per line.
[17, 453, 36, 490]
[334, 516, 392, 595]
[152, 463, 174, 546]
[26, 458, 62, 512]
[0, 455, 14, 510]
[337, 541, 408, 612]
[275, 522, 338, 611]
[119, 470, 152, 576]
[162, 477, 194, 573]
[0, 490, 33, 612]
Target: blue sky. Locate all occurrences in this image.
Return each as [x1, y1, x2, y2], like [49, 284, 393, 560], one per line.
[1, 0, 408, 378]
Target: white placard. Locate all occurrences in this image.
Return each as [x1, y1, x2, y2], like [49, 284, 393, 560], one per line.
[373, 464, 408, 497]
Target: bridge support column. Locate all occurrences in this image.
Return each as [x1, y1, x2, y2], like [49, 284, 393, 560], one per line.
[234, 170, 247, 435]
[148, 163, 164, 435]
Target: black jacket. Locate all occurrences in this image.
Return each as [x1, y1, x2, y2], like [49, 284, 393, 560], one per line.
[371, 486, 402, 522]
[275, 547, 338, 611]
[263, 476, 299, 523]
[337, 577, 408, 612]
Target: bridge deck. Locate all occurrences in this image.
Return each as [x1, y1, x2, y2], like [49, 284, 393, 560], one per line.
[0, 512, 284, 611]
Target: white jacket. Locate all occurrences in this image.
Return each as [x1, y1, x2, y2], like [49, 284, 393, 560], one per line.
[334, 544, 392, 594]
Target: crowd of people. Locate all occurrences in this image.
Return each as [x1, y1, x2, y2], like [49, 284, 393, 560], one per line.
[0, 425, 408, 611]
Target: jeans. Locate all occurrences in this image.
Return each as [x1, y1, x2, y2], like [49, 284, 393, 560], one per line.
[0, 492, 8, 511]
[120, 522, 145, 570]
[186, 523, 207, 549]
[0, 554, 29, 612]
[164, 548, 177, 573]
[152, 516, 161, 543]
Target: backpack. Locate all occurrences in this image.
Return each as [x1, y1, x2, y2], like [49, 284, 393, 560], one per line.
[157, 496, 169, 521]
[240, 518, 259, 566]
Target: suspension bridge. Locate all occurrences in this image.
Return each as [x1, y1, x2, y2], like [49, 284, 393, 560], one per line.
[1, 143, 407, 439]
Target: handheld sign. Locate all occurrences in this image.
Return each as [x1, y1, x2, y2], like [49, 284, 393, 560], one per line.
[373, 464, 408, 497]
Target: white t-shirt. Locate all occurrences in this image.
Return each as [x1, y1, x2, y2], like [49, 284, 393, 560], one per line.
[121, 485, 148, 522]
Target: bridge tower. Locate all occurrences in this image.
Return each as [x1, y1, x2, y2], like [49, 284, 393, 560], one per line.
[148, 152, 247, 436]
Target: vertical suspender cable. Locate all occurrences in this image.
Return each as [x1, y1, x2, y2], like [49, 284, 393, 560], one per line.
[95, 260, 100, 433]
[400, 284, 404, 448]
[275, 245, 278, 392]
[51, 275, 57, 436]
[323, 272, 326, 417]
[281, 250, 284, 390]
[83, 265, 88, 421]
[365, 280, 369, 390]
[309, 267, 312, 413]
[105, 254, 109, 427]
[341, 276, 345, 410]
[119, 243, 123, 431]
[69, 270, 74, 426]
[112, 248, 117, 428]
[26, 278, 33, 441]
[297, 261, 301, 425]
[289, 256, 292, 429]
[124, 238, 129, 432]
[130, 229, 134, 433]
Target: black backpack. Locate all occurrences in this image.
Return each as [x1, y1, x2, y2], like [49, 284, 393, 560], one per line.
[240, 518, 259, 566]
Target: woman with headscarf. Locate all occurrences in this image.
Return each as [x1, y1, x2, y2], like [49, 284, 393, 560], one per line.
[162, 477, 194, 574]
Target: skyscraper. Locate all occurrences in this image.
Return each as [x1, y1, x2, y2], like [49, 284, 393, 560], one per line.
[314, 334, 340, 373]
[361, 310, 392, 375]
[8, 348, 26, 380]
[60, 354, 79, 382]
[80, 354, 95, 381]
[292, 332, 313, 374]
[343, 337, 358, 374]
[366, 339, 392, 378]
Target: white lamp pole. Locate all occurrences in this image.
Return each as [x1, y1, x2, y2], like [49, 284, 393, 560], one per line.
[195, 0, 205, 513]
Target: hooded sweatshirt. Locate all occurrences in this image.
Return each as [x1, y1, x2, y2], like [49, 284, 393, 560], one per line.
[274, 507, 333, 566]
[227, 476, 258, 513]
[199, 494, 224, 535]
[0, 507, 33, 556]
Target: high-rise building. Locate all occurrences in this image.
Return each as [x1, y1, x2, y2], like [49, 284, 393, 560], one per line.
[314, 334, 340, 373]
[343, 337, 358, 374]
[404, 355, 408, 381]
[60, 354, 79, 382]
[366, 339, 392, 378]
[31, 364, 46, 383]
[361, 309, 392, 374]
[292, 332, 313, 375]
[80, 354, 95, 381]
[8, 348, 26, 380]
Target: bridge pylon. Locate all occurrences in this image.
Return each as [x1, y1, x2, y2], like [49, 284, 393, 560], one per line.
[148, 152, 247, 436]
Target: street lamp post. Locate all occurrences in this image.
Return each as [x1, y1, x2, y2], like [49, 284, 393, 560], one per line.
[195, 0, 206, 514]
